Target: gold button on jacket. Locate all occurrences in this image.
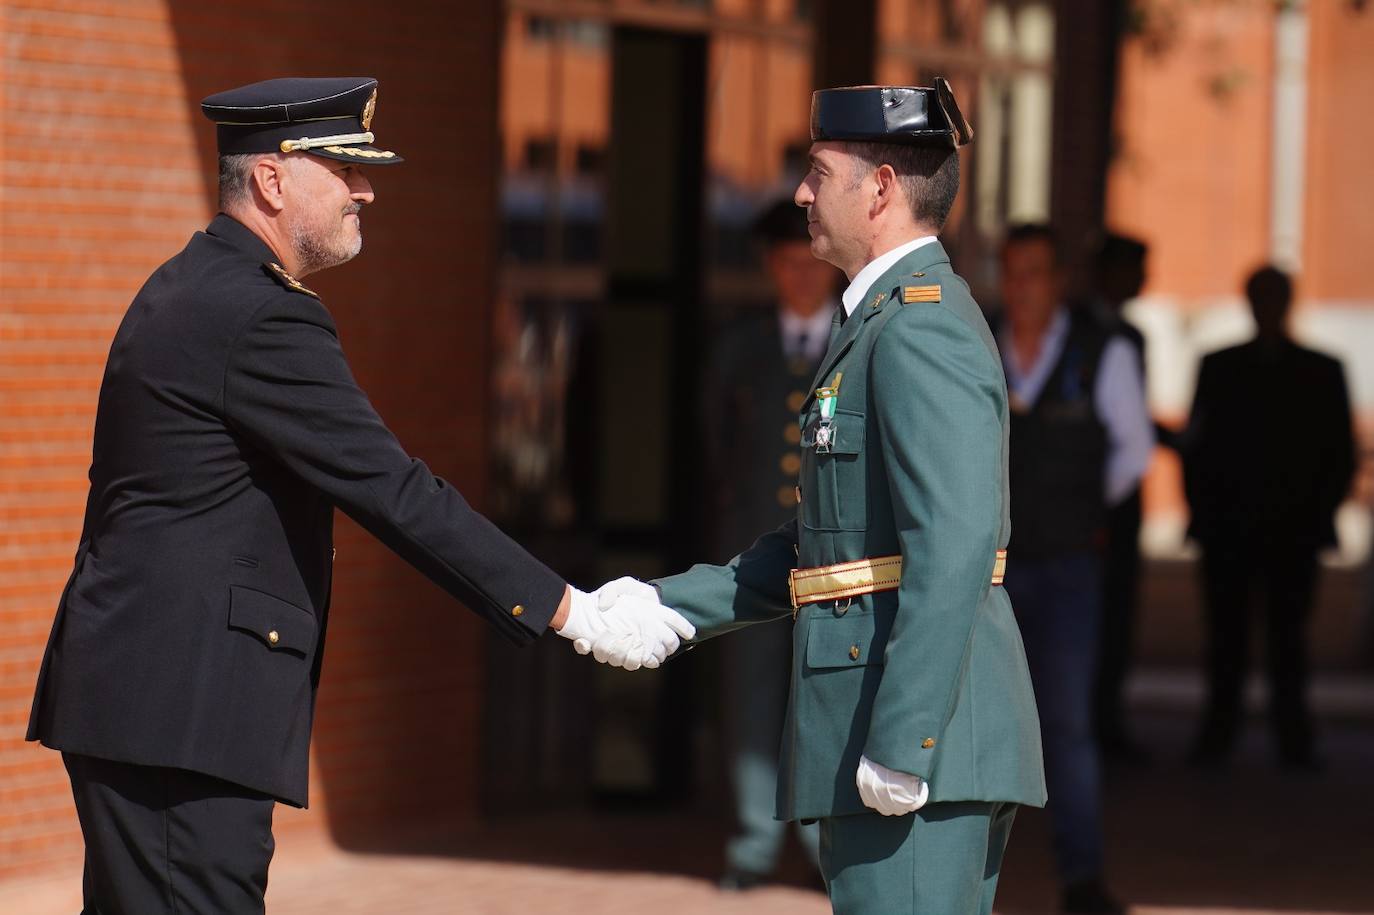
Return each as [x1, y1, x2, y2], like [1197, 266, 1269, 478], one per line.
[267, 630, 280, 645]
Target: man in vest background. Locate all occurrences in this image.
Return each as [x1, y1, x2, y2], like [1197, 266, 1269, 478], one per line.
[996, 224, 1154, 915]
[705, 199, 838, 890]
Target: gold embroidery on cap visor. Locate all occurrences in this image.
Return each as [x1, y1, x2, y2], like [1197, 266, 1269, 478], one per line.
[321, 145, 397, 159]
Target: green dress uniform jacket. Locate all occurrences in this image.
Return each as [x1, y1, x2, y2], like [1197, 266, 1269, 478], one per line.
[655, 241, 1047, 821]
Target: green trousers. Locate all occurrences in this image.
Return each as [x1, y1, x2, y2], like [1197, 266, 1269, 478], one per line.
[819, 802, 1017, 915]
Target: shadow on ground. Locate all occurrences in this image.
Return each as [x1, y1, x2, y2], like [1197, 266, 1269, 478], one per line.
[336, 708, 1373, 914]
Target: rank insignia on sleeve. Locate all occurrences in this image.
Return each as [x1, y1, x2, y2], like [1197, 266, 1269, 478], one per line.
[265, 262, 320, 299]
[902, 284, 941, 304]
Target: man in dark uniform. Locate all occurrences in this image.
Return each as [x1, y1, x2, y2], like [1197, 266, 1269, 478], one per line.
[707, 199, 837, 889]
[1183, 265, 1356, 769]
[26, 77, 691, 914]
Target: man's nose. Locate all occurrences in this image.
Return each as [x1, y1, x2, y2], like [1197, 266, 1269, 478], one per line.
[794, 178, 814, 208]
[350, 171, 375, 204]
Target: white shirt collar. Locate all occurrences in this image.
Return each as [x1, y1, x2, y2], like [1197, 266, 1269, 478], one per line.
[779, 301, 839, 362]
[841, 235, 939, 317]
[779, 302, 837, 339]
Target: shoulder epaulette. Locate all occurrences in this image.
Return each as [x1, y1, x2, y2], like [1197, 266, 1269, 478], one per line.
[265, 262, 320, 299]
[902, 283, 942, 304]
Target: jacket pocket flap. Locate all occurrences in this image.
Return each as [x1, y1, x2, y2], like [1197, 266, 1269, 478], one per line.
[805, 612, 886, 669]
[801, 410, 865, 455]
[229, 586, 317, 654]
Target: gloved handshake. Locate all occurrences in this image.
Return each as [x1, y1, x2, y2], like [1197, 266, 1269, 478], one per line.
[555, 577, 695, 670]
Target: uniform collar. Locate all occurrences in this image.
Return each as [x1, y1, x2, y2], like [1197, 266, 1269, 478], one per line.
[206, 212, 279, 265]
[841, 235, 939, 316]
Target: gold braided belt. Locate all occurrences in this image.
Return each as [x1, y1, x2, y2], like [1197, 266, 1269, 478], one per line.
[788, 550, 1008, 611]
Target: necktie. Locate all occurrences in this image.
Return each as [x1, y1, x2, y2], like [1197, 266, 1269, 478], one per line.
[826, 308, 843, 350]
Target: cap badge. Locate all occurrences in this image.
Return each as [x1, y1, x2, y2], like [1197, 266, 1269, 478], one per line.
[361, 88, 377, 131]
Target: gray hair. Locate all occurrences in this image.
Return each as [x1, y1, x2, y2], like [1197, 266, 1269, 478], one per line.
[217, 153, 263, 211]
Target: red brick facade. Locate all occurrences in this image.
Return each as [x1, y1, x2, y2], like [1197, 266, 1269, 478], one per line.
[1, 0, 502, 878]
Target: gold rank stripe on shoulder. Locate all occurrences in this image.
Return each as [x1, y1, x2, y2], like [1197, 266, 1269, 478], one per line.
[266, 262, 320, 299]
[902, 284, 942, 304]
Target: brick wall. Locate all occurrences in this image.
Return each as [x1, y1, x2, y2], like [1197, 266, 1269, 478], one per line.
[1303, 1, 1374, 302]
[1106, 2, 1276, 301]
[1, 0, 502, 880]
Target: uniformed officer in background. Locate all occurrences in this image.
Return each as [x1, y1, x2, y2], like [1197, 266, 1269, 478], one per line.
[600, 81, 1047, 915]
[706, 199, 838, 890]
[26, 77, 689, 914]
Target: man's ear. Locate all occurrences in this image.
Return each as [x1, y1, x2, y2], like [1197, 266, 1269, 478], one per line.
[871, 163, 899, 217]
[250, 156, 288, 214]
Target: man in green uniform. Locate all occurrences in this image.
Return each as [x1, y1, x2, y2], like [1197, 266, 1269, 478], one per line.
[595, 81, 1046, 914]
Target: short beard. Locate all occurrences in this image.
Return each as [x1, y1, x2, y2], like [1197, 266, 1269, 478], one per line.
[288, 204, 363, 276]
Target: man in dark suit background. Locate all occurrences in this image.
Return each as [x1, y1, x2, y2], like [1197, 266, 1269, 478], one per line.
[25, 77, 690, 914]
[706, 199, 838, 890]
[1184, 265, 1357, 769]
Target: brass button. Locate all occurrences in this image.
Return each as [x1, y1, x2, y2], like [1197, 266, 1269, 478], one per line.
[780, 453, 801, 476]
[267, 630, 280, 645]
[331, 547, 337, 560]
[784, 424, 801, 445]
[912, 271, 925, 277]
[849, 644, 860, 661]
[776, 485, 795, 509]
[511, 605, 524, 617]
[921, 738, 936, 749]
[795, 485, 802, 504]
[786, 391, 806, 412]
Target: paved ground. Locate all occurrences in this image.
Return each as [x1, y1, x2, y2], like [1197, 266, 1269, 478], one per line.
[3, 705, 1371, 915]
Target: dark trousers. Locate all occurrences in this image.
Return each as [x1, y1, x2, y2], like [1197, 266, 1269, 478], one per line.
[1194, 539, 1320, 761]
[63, 753, 276, 915]
[1096, 487, 1143, 746]
[1005, 552, 1105, 884]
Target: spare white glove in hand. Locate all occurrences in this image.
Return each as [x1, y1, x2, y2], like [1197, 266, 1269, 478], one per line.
[856, 754, 929, 816]
[588, 592, 696, 670]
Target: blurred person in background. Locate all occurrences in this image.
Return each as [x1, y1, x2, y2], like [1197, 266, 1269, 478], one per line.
[1083, 233, 1154, 764]
[705, 199, 838, 890]
[996, 224, 1154, 915]
[1183, 265, 1356, 770]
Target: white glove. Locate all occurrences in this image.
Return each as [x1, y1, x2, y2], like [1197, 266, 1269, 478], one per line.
[856, 754, 929, 816]
[587, 592, 696, 670]
[556, 578, 695, 670]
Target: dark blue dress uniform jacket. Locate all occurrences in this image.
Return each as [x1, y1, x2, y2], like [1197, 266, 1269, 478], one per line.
[27, 214, 565, 807]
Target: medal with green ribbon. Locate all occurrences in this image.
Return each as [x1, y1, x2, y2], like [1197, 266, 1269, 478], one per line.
[814, 371, 843, 452]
